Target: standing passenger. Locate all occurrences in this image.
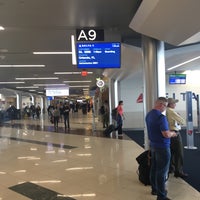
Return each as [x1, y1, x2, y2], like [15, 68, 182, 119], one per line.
[145, 97, 177, 200]
[166, 98, 188, 178]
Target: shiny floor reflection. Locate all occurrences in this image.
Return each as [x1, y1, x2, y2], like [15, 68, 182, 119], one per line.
[0, 112, 199, 200]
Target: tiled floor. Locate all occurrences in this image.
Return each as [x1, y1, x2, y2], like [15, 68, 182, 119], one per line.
[0, 111, 199, 200]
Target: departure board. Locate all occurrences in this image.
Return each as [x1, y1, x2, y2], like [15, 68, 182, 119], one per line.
[77, 42, 121, 68]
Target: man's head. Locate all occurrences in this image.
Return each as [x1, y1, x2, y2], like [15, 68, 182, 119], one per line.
[167, 98, 178, 108]
[154, 97, 168, 112]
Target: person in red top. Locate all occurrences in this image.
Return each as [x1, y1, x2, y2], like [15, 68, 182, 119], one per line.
[116, 100, 125, 136]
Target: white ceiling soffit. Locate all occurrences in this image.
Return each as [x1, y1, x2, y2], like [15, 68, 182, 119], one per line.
[129, 0, 200, 46]
[103, 44, 142, 80]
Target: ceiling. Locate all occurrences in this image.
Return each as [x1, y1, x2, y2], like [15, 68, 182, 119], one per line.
[0, 0, 200, 97]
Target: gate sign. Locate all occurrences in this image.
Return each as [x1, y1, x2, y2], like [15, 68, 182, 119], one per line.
[76, 29, 104, 41]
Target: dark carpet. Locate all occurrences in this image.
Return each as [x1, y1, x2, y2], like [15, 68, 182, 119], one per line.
[124, 129, 200, 192]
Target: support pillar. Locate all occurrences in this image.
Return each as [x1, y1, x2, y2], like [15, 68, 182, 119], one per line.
[142, 35, 166, 150]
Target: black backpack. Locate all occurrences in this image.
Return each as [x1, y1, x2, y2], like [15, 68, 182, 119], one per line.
[111, 107, 117, 120]
[100, 105, 105, 115]
[136, 150, 151, 186]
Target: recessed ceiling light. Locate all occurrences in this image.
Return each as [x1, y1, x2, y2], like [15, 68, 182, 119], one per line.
[0, 26, 5, 30]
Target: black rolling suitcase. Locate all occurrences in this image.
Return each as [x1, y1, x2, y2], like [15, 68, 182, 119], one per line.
[103, 124, 115, 137]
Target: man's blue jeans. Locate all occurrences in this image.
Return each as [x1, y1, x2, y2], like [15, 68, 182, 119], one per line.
[150, 147, 171, 199]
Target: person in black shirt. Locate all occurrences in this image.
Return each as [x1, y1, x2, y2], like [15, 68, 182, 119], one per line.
[63, 103, 70, 131]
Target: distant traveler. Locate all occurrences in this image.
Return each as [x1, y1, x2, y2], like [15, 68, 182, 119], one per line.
[53, 106, 60, 132]
[116, 100, 125, 136]
[101, 100, 109, 128]
[63, 103, 70, 131]
[166, 98, 188, 178]
[145, 97, 177, 200]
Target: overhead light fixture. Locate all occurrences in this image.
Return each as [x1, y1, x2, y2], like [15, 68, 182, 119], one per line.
[69, 85, 90, 88]
[54, 71, 93, 75]
[0, 26, 5, 30]
[0, 82, 25, 84]
[63, 81, 91, 83]
[34, 84, 66, 86]
[16, 86, 39, 89]
[16, 77, 58, 80]
[71, 35, 77, 65]
[167, 55, 200, 71]
[0, 65, 45, 68]
[33, 52, 71, 55]
[33, 35, 77, 65]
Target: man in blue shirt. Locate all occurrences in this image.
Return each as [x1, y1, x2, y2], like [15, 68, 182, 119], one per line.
[146, 97, 177, 200]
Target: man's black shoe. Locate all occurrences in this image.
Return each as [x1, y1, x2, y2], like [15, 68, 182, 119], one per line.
[152, 190, 167, 196]
[157, 197, 171, 200]
[174, 172, 188, 178]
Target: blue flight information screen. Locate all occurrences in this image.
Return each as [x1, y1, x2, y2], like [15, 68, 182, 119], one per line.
[76, 42, 121, 68]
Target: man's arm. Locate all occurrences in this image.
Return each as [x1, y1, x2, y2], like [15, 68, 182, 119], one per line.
[171, 111, 185, 125]
[162, 130, 177, 138]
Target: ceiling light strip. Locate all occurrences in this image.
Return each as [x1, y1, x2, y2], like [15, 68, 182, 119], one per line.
[54, 72, 93, 75]
[69, 85, 90, 88]
[33, 52, 72, 55]
[167, 55, 200, 71]
[16, 86, 39, 89]
[0, 65, 45, 67]
[63, 81, 91, 83]
[71, 35, 77, 65]
[34, 84, 66, 86]
[0, 82, 25, 84]
[16, 77, 58, 80]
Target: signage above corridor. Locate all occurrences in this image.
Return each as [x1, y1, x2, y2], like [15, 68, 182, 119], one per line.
[76, 29, 104, 41]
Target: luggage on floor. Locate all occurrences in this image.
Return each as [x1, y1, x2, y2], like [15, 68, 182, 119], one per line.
[103, 124, 115, 137]
[136, 150, 151, 186]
